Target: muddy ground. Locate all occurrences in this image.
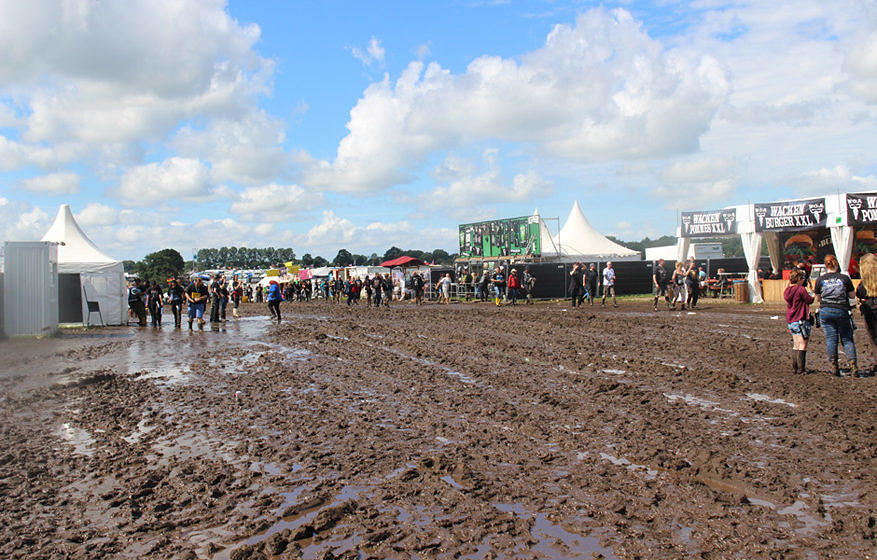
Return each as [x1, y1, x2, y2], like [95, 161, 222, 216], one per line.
[0, 298, 874, 559]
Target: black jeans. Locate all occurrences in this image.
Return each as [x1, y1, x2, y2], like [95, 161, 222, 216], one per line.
[686, 283, 699, 308]
[210, 299, 221, 322]
[570, 286, 583, 307]
[170, 300, 183, 326]
[267, 300, 281, 321]
[130, 300, 147, 326]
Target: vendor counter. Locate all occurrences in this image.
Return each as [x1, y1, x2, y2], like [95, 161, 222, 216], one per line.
[762, 278, 862, 303]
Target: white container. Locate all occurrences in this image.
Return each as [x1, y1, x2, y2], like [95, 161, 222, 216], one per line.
[3, 242, 59, 336]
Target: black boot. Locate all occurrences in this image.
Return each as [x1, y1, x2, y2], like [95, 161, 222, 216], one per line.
[793, 351, 800, 375]
[799, 350, 807, 374]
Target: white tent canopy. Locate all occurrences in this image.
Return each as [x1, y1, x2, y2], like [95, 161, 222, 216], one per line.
[41, 204, 126, 325]
[548, 201, 640, 260]
[533, 208, 559, 256]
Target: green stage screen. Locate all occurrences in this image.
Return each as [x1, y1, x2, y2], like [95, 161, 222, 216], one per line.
[458, 216, 541, 258]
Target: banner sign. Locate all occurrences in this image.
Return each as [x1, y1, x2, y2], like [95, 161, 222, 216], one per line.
[680, 209, 737, 237]
[754, 198, 826, 232]
[286, 264, 300, 274]
[846, 193, 877, 226]
[458, 215, 541, 258]
[299, 269, 313, 280]
[265, 269, 281, 277]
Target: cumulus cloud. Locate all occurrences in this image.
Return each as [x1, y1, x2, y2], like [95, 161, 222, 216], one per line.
[349, 37, 386, 66]
[661, 157, 736, 184]
[76, 202, 121, 227]
[229, 183, 324, 222]
[17, 171, 80, 195]
[423, 150, 551, 218]
[172, 111, 289, 186]
[298, 8, 730, 193]
[114, 157, 214, 207]
[0, 0, 272, 165]
[300, 210, 455, 254]
[0, 197, 50, 242]
[844, 27, 877, 103]
[794, 165, 877, 195]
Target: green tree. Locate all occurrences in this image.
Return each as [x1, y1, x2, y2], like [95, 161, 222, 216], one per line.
[301, 253, 314, 266]
[136, 249, 185, 284]
[352, 254, 368, 265]
[122, 260, 137, 273]
[383, 246, 403, 261]
[368, 253, 380, 265]
[313, 255, 328, 267]
[333, 249, 353, 266]
[431, 249, 451, 264]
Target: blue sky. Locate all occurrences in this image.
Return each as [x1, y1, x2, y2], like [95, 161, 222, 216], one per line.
[1, 0, 876, 261]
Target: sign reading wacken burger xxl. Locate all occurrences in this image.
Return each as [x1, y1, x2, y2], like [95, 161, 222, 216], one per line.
[846, 193, 877, 226]
[680, 209, 737, 237]
[754, 198, 827, 232]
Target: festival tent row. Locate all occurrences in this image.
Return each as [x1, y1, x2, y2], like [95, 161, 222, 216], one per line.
[676, 192, 877, 302]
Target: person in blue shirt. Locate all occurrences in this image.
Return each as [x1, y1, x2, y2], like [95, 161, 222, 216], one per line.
[267, 280, 282, 322]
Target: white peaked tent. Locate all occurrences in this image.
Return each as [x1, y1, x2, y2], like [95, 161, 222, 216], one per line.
[533, 208, 558, 255]
[550, 201, 640, 260]
[41, 205, 126, 325]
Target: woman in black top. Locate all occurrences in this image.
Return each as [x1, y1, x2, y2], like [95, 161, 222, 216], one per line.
[147, 281, 164, 327]
[813, 255, 857, 376]
[855, 253, 877, 377]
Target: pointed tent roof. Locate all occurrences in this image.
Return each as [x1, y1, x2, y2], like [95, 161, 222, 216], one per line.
[533, 208, 558, 256]
[41, 204, 117, 264]
[553, 201, 639, 259]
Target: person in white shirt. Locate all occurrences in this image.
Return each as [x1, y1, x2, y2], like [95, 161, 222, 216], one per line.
[601, 261, 617, 308]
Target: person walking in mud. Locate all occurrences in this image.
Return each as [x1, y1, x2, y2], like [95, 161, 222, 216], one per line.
[218, 276, 230, 321]
[184, 276, 209, 330]
[147, 281, 164, 327]
[412, 271, 425, 305]
[128, 278, 147, 326]
[382, 273, 393, 307]
[814, 255, 857, 376]
[653, 258, 671, 311]
[478, 270, 490, 302]
[523, 267, 536, 304]
[267, 279, 282, 322]
[167, 277, 185, 328]
[584, 263, 598, 305]
[855, 253, 877, 377]
[491, 267, 506, 306]
[784, 268, 814, 374]
[601, 261, 617, 308]
[209, 275, 222, 324]
[438, 273, 452, 304]
[685, 258, 700, 310]
[671, 261, 686, 310]
[231, 275, 243, 319]
[569, 262, 585, 307]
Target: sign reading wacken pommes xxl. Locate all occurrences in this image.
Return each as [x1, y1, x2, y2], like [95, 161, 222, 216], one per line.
[754, 198, 827, 232]
[680, 209, 737, 237]
[846, 193, 877, 226]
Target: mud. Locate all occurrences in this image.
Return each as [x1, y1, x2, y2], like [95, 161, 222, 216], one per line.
[0, 300, 874, 559]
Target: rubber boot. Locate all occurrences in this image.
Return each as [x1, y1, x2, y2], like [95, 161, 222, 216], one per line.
[799, 350, 807, 374]
[849, 359, 858, 377]
[233, 307, 239, 319]
[792, 351, 800, 375]
[829, 357, 840, 377]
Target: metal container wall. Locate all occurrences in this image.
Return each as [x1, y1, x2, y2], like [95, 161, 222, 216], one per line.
[3, 242, 59, 336]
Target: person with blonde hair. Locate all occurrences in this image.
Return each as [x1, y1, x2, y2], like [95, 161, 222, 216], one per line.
[784, 268, 814, 374]
[855, 252, 877, 377]
[814, 254, 857, 376]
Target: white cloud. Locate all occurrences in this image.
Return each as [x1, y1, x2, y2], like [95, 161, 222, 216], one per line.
[661, 157, 736, 184]
[654, 179, 736, 209]
[114, 157, 214, 207]
[76, 202, 120, 227]
[17, 171, 80, 195]
[415, 42, 432, 59]
[300, 210, 455, 254]
[0, 0, 273, 167]
[423, 150, 551, 218]
[844, 27, 877, 103]
[794, 165, 877, 195]
[349, 36, 386, 66]
[299, 8, 730, 193]
[229, 183, 324, 222]
[0, 197, 50, 242]
[172, 111, 289, 186]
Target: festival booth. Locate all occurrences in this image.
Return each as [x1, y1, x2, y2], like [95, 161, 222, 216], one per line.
[41, 204, 126, 325]
[677, 193, 875, 303]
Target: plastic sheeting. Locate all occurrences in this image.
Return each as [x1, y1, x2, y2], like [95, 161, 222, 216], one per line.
[830, 225, 855, 274]
[741, 231, 764, 303]
[764, 232, 782, 275]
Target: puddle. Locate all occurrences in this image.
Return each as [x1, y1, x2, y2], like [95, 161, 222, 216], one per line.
[122, 417, 158, 444]
[56, 422, 97, 456]
[441, 475, 465, 490]
[493, 503, 619, 559]
[602, 368, 627, 375]
[746, 393, 797, 408]
[747, 496, 828, 536]
[599, 452, 658, 480]
[663, 392, 737, 415]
